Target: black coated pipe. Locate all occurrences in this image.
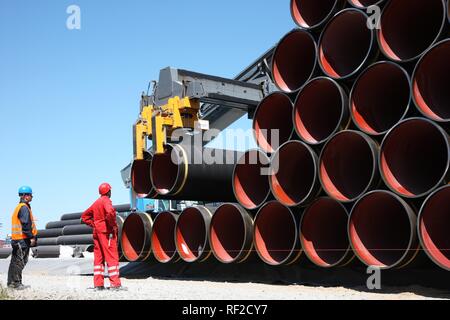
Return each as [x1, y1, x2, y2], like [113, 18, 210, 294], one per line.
[120, 212, 153, 262]
[377, 0, 447, 62]
[293, 77, 349, 145]
[31, 246, 60, 259]
[347, 0, 386, 9]
[232, 149, 272, 210]
[300, 197, 354, 267]
[37, 228, 63, 238]
[418, 185, 450, 271]
[290, 0, 346, 30]
[209, 203, 254, 264]
[175, 206, 214, 263]
[380, 118, 450, 198]
[319, 130, 379, 202]
[151, 211, 179, 263]
[349, 190, 419, 269]
[62, 224, 93, 236]
[117, 215, 126, 262]
[60, 204, 131, 220]
[37, 237, 59, 246]
[151, 144, 241, 201]
[350, 61, 412, 135]
[46, 219, 82, 229]
[57, 235, 94, 246]
[0, 248, 12, 259]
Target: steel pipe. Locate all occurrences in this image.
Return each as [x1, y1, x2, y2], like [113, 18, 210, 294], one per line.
[120, 212, 153, 262]
[46, 219, 82, 229]
[209, 203, 254, 264]
[269, 140, 320, 207]
[418, 185, 450, 271]
[350, 61, 412, 135]
[272, 29, 317, 93]
[151, 211, 179, 263]
[0, 248, 12, 259]
[31, 246, 60, 259]
[349, 190, 419, 269]
[293, 77, 349, 145]
[377, 0, 447, 62]
[232, 149, 271, 210]
[290, 0, 345, 30]
[412, 39, 450, 122]
[62, 224, 93, 236]
[380, 118, 450, 198]
[300, 197, 354, 268]
[37, 237, 58, 246]
[37, 228, 63, 238]
[253, 92, 294, 153]
[150, 144, 240, 201]
[254, 201, 301, 265]
[347, 0, 386, 9]
[319, 130, 379, 202]
[318, 9, 376, 79]
[175, 206, 214, 263]
[117, 215, 126, 262]
[60, 204, 130, 220]
[57, 235, 93, 246]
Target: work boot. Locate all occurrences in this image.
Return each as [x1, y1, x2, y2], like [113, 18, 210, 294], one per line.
[109, 286, 127, 292]
[93, 286, 105, 292]
[8, 284, 30, 290]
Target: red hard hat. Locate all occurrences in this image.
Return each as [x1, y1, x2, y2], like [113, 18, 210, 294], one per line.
[99, 183, 112, 195]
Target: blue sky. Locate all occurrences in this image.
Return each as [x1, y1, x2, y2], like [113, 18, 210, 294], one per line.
[0, 0, 293, 236]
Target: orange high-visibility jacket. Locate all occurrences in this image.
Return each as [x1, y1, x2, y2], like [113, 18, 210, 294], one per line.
[11, 203, 37, 240]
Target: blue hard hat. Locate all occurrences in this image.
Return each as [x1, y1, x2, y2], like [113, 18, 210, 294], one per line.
[18, 186, 33, 195]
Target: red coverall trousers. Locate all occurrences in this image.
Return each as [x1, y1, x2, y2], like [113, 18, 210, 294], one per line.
[93, 231, 121, 288]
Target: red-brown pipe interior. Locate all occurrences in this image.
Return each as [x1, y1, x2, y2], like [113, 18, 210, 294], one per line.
[131, 159, 153, 198]
[210, 204, 246, 263]
[291, 0, 337, 28]
[419, 187, 450, 270]
[233, 151, 270, 209]
[348, 0, 383, 8]
[176, 208, 206, 262]
[381, 119, 449, 197]
[151, 145, 179, 194]
[378, 0, 445, 61]
[254, 202, 297, 265]
[319, 10, 372, 78]
[349, 192, 412, 268]
[271, 142, 316, 206]
[294, 78, 344, 144]
[272, 30, 316, 92]
[121, 214, 145, 262]
[320, 132, 375, 201]
[413, 41, 450, 121]
[301, 198, 349, 267]
[253, 93, 293, 153]
[152, 212, 177, 263]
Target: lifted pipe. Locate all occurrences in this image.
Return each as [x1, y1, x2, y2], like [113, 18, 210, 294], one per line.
[209, 203, 254, 264]
[377, 0, 447, 62]
[120, 212, 153, 262]
[412, 39, 450, 122]
[131, 151, 160, 198]
[318, 9, 376, 80]
[270, 140, 320, 207]
[380, 118, 450, 198]
[37, 228, 63, 238]
[62, 224, 93, 236]
[151, 211, 179, 263]
[418, 185, 450, 271]
[319, 130, 379, 202]
[290, 0, 345, 30]
[300, 197, 354, 268]
[60, 204, 130, 221]
[272, 29, 317, 93]
[57, 235, 93, 246]
[232, 149, 272, 210]
[254, 201, 302, 265]
[347, 0, 385, 9]
[253, 92, 294, 153]
[349, 190, 419, 269]
[175, 206, 214, 263]
[151, 144, 240, 202]
[293, 77, 349, 145]
[350, 61, 412, 135]
[31, 246, 60, 259]
[46, 219, 82, 229]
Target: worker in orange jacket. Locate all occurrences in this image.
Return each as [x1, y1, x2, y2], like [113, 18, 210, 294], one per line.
[81, 183, 125, 291]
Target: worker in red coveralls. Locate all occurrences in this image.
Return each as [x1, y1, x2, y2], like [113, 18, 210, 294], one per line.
[81, 183, 126, 291]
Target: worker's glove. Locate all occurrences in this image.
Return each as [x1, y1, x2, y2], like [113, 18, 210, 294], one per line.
[29, 238, 37, 248]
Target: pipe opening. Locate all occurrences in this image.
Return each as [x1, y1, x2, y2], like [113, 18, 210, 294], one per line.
[210, 204, 247, 263]
[131, 159, 154, 198]
[291, 0, 338, 29]
[254, 202, 298, 265]
[351, 62, 411, 135]
[348, 0, 384, 8]
[294, 77, 346, 144]
[121, 214, 145, 262]
[320, 131, 376, 202]
[301, 198, 350, 267]
[151, 145, 180, 194]
[381, 119, 449, 197]
[151, 212, 177, 263]
[253, 93, 294, 153]
[413, 40, 450, 122]
[378, 0, 445, 61]
[272, 30, 317, 93]
[233, 150, 271, 209]
[319, 10, 372, 78]
[419, 186, 450, 270]
[270, 141, 317, 206]
[349, 192, 413, 268]
[176, 208, 207, 262]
